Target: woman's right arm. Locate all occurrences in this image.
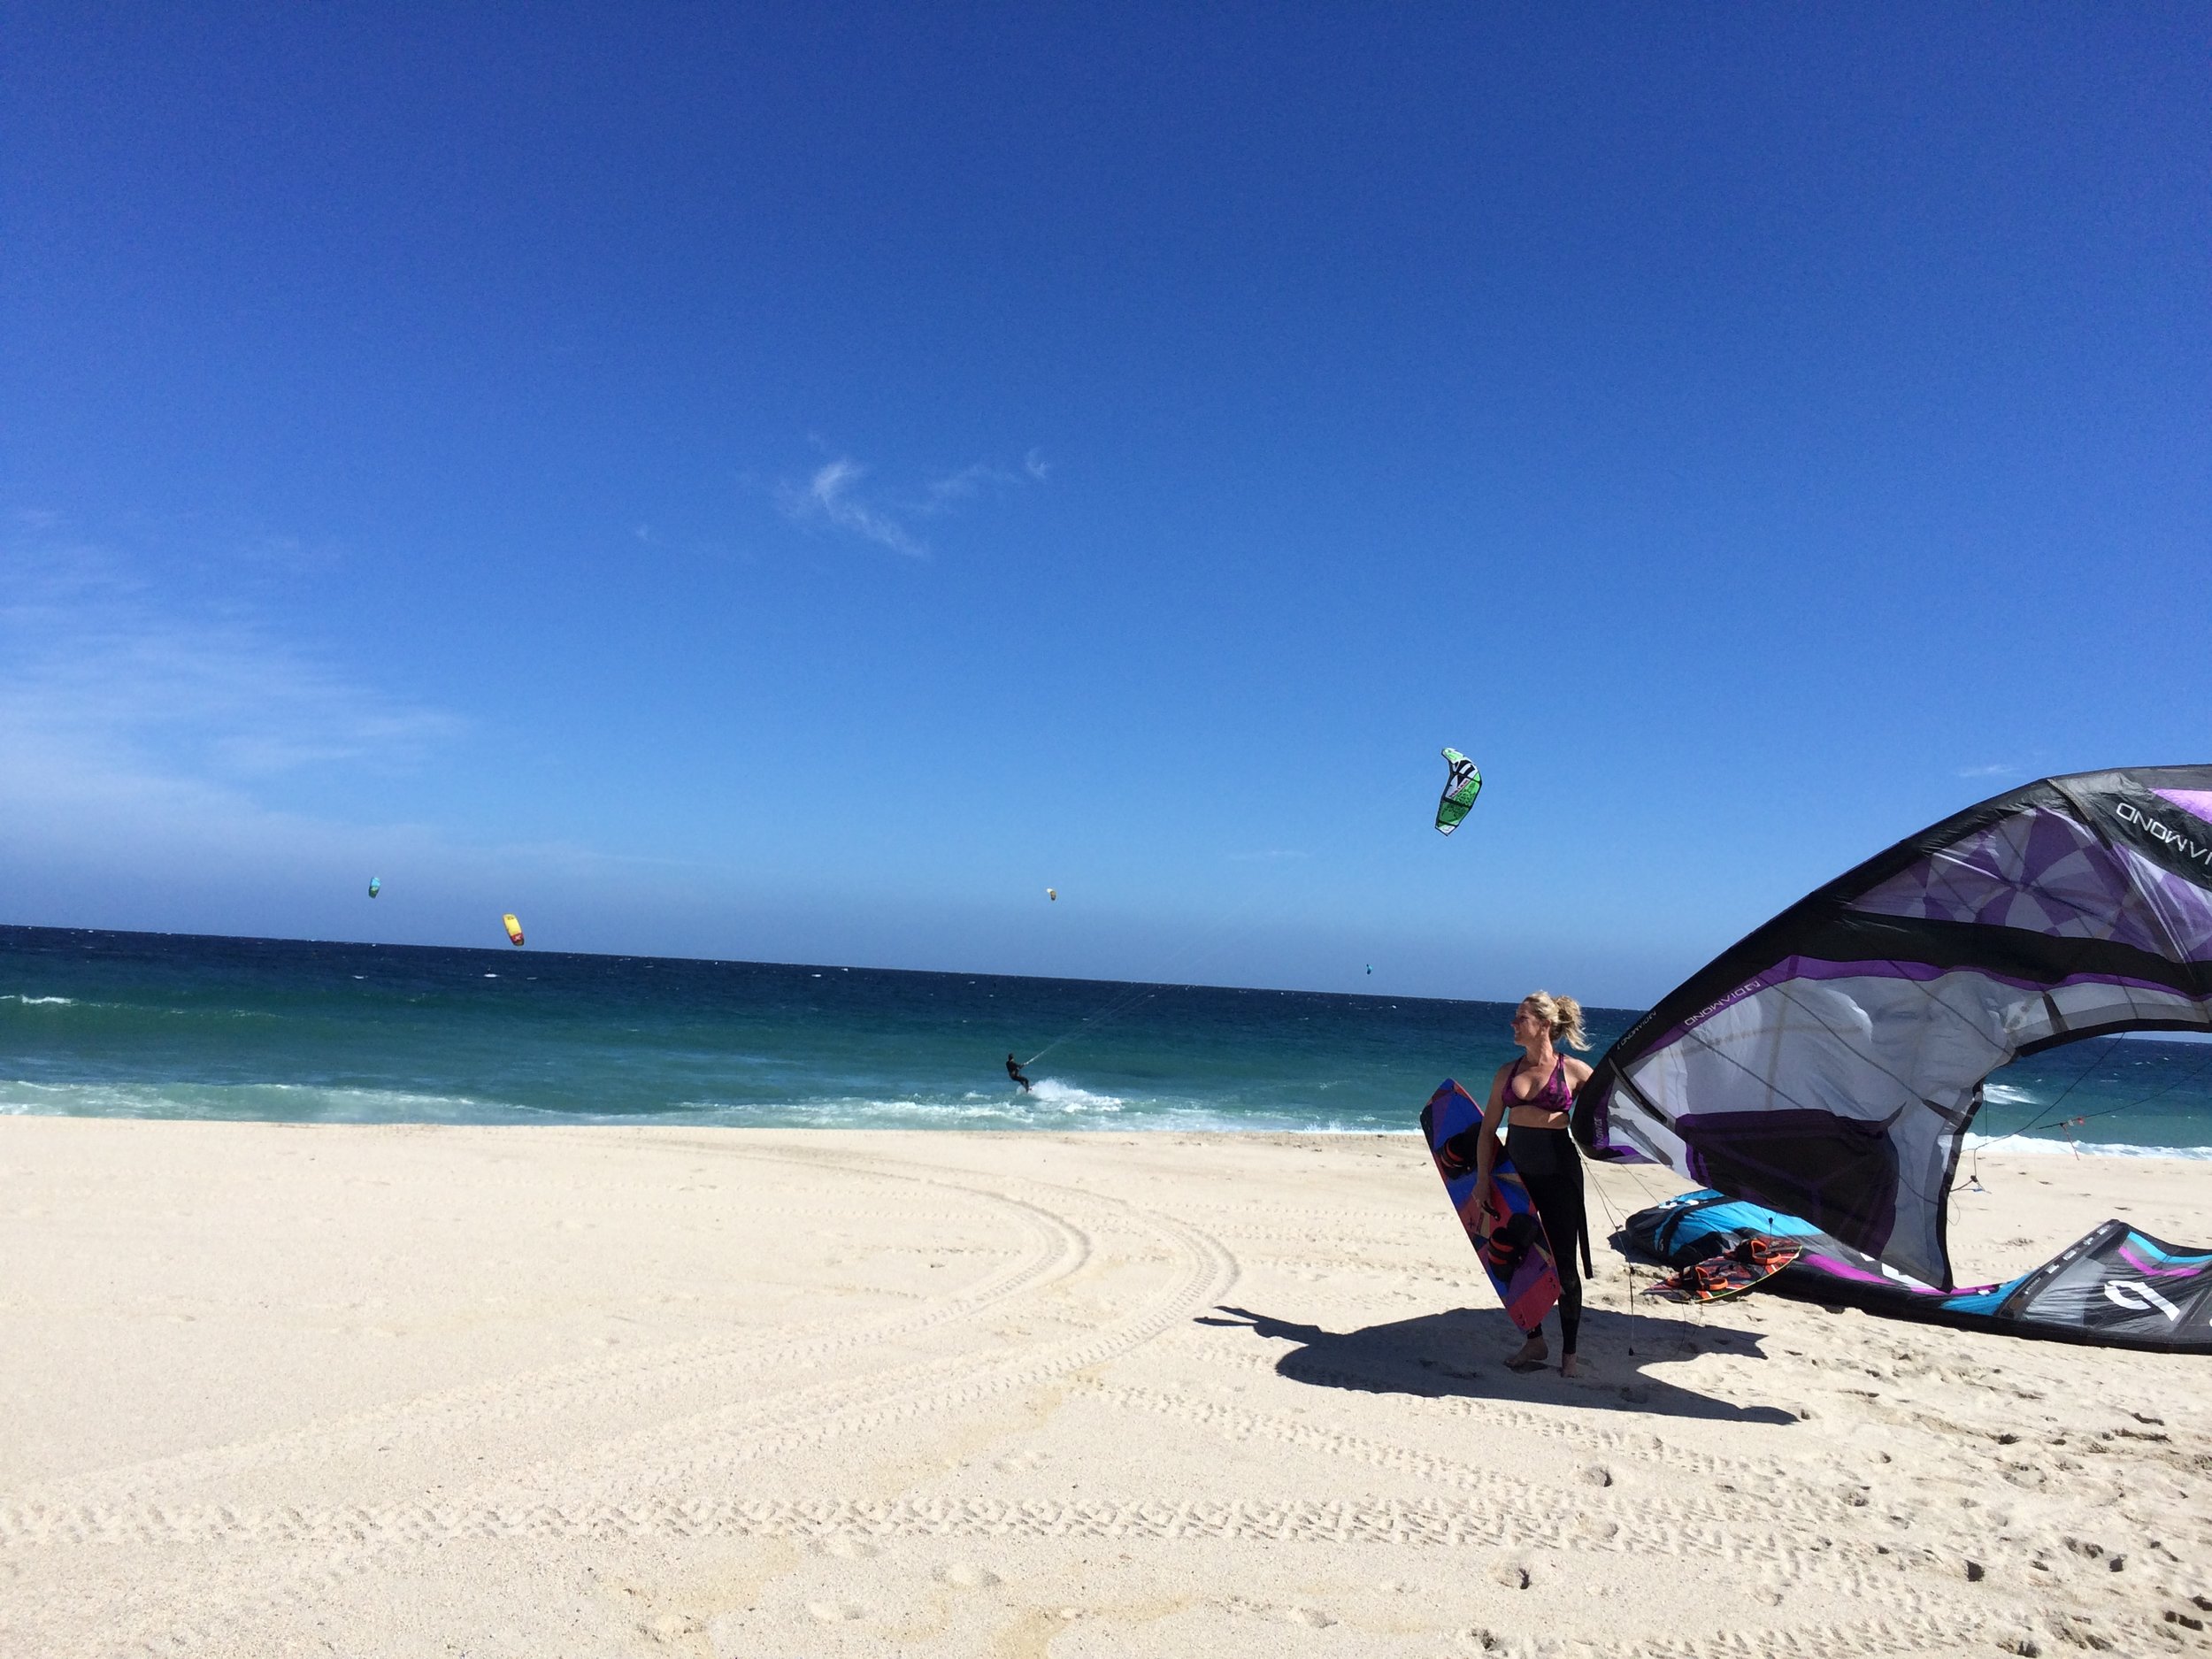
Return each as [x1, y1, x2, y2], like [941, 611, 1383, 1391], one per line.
[1473, 1064, 1509, 1188]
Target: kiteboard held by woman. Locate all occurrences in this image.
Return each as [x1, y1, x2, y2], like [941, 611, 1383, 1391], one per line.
[1478, 992, 1594, 1378]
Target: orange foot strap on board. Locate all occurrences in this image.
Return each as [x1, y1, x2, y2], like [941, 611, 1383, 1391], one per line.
[1642, 1235, 1803, 1304]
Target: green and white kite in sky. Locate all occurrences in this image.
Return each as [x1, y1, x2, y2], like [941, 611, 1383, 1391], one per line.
[1434, 748, 1481, 834]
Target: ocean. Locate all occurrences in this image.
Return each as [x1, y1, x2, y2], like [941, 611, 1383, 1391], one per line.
[3, 925, 2209, 1153]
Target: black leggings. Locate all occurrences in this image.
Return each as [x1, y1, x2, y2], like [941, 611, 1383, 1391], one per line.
[1507, 1125, 1586, 1356]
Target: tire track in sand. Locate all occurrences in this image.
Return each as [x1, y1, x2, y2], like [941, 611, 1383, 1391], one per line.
[490, 1161, 1240, 1502]
[1086, 1383, 1984, 1614]
[1, 1146, 1240, 1659]
[5, 1141, 1087, 1512]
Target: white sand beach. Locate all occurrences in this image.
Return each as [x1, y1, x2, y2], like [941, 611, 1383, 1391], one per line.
[4, 1117, 2208, 1657]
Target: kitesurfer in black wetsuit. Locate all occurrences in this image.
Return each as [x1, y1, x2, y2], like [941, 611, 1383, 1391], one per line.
[1006, 1053, 1033, 1093]
[1474, 992, 1594, 1378]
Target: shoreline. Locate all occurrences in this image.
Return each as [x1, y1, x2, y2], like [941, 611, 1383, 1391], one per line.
[8, 1096, 2212, 1162]
[5, 1116, 2208, 1655]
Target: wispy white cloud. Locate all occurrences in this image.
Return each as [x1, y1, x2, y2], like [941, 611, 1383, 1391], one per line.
[776, 457, 927, 557]
[0, 517, 829, 952]
[3, 608, 457, 780]
[773, 448, 1049, 556]
[1955, 763, 2017, 780]
[0, 526, 462, 841]
[919, 462, 1015, 514]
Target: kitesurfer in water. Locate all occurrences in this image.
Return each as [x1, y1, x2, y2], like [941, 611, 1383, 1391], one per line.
[1005, 1053, 1033, 1093]
[1476, 992, 1594, 1378]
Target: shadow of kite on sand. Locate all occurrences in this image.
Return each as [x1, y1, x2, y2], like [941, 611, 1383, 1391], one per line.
[1197, 1303, 1797, 1426]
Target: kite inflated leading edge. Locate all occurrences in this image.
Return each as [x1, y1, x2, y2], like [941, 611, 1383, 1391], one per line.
[502, 913, 525, 947]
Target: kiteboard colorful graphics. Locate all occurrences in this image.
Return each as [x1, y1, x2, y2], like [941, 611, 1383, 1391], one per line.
[1434, 749, 1481, 835]
[1421, 1079, 1560, 1332]
[1642, 1235, 1803, 1303]
[502, 913, 525, 947]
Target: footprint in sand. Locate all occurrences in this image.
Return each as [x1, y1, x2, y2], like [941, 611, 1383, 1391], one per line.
[1231, 1596, 1336, 1626]
[816, 1538, 879, 1559]
[936, 1563, 1000, 1589]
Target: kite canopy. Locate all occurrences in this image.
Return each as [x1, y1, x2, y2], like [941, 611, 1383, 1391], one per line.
[502, 913, 526, 947]
[1574, 767, 2212, 1289]
[1435, 749, 1481, 835]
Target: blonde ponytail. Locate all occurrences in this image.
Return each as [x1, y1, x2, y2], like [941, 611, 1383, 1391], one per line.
[1522, 990, 1590, 1052]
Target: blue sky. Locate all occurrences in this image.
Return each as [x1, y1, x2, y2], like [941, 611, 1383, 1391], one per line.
[3, 5, 2207, 1006]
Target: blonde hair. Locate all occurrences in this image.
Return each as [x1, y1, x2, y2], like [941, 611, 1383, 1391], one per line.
[1521, 991, 1589, 1051]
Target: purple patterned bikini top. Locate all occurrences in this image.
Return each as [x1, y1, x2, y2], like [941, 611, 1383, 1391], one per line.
[1509, 1056, 1571, 1114]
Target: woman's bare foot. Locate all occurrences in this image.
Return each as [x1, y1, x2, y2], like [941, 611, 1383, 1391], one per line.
[1560, 1354, 1582, 1379]
[1504, 1333, 1548, 1372]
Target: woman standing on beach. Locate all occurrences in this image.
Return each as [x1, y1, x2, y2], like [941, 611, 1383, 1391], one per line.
[1476, 992, 1593, 1378]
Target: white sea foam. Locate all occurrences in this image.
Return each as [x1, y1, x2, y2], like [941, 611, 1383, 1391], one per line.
[1980, 1081, 2036, 1106]
[671, 1096, 1073, 1130]
[1, 1071, 2185, 1149]
[1024, 1078, 1125, 1113]
[0, 1076, 1414, 1137]
[0, 995, 77, 1006]
[657, 1090, 1420, 1135]
[0, 1079, 495, 1122]
[1961, 1131, 2212, 1161]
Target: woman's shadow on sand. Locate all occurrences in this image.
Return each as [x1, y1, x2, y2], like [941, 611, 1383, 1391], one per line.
[1197, 1303, 1796, 1425]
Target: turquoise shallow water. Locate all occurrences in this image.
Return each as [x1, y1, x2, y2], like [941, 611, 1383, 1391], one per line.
[2, 926, 2208, 1150]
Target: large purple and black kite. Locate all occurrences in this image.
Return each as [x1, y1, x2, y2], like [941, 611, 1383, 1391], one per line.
[1574, 766, 2212, 1292]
